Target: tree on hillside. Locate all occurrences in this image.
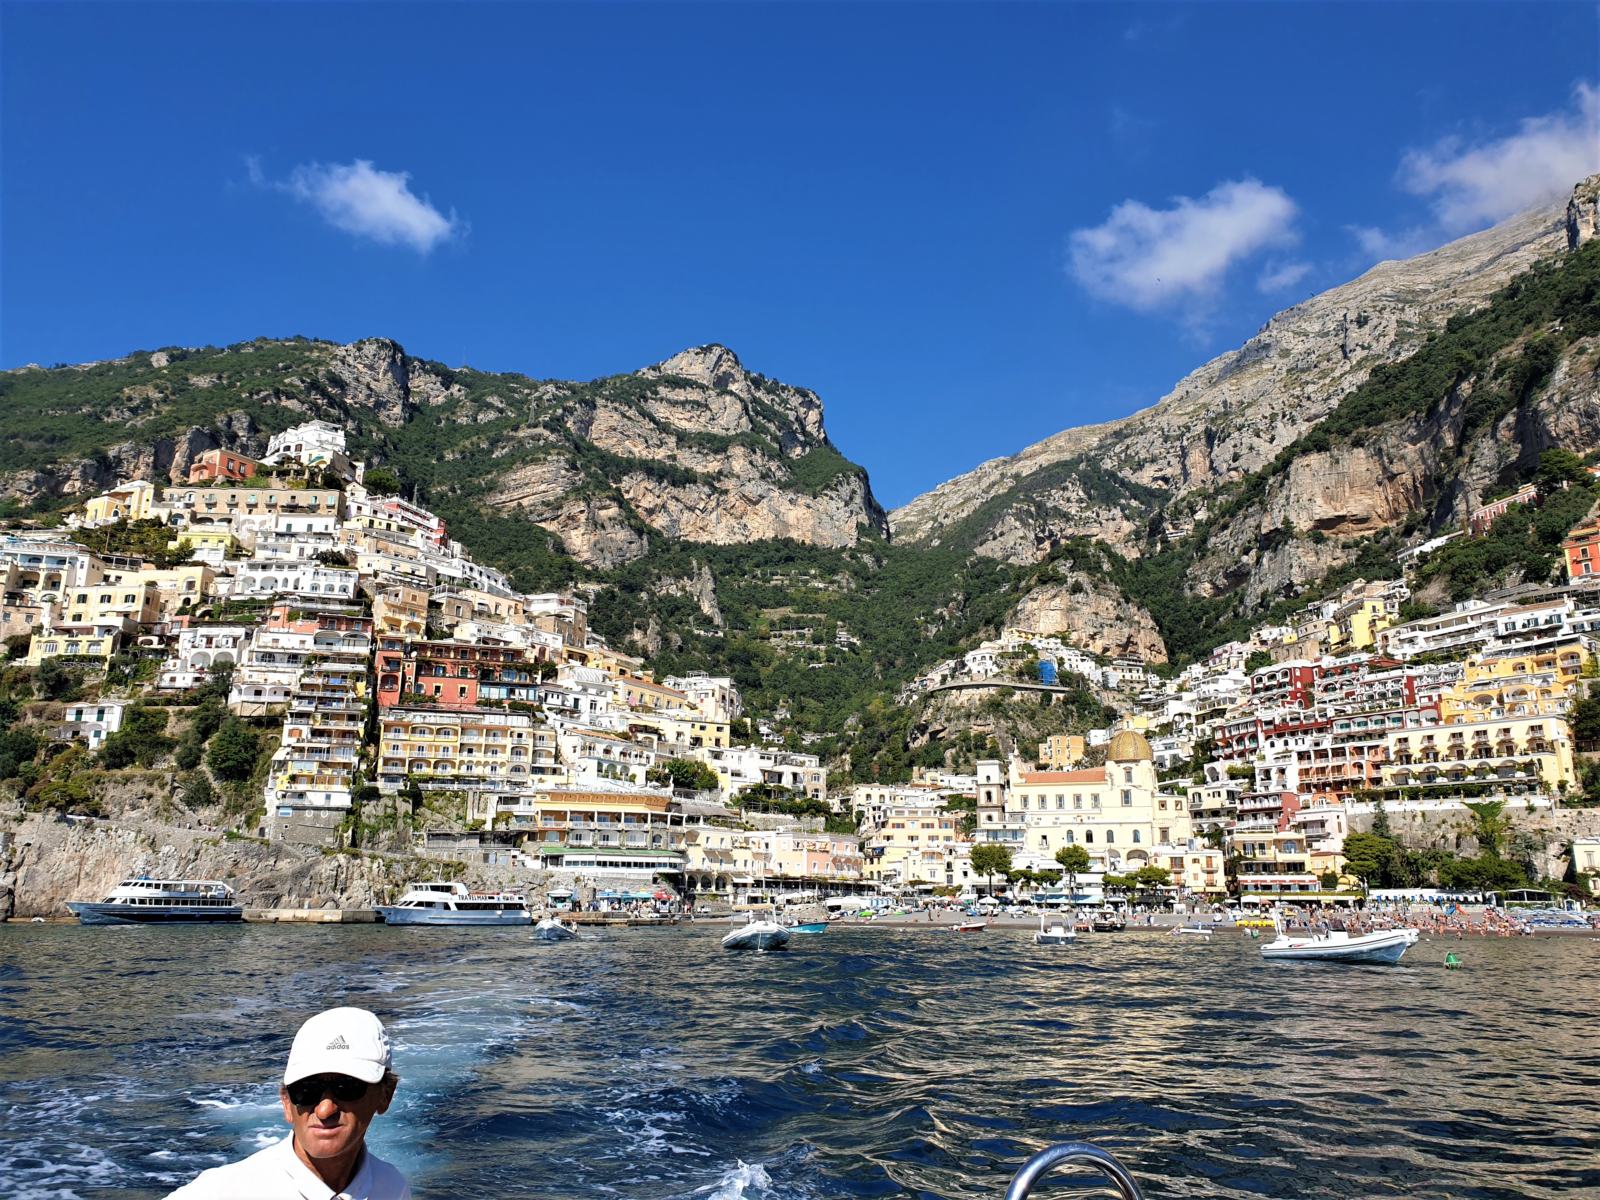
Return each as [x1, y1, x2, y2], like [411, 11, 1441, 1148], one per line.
[1340, 831, 1398, 890]
[970, 843, 1012, 897]
[1055, 844, 1091, 904]
[1464, 799, 1510, 858]
[1569, 697, 1600, 749]
[363, 467, 401, 496]
[1535, 448, 1588, 495]
[99, 705, 173, 769]
[647, 757, 720, 792]
[206, 717, 259, 782]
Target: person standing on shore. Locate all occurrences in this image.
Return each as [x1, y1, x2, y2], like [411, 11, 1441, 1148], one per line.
[165, 1006, 409, 1199]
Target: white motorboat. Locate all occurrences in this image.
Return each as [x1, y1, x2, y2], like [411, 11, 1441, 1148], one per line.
[1035, 914, 1076, 945]
[67, 877, 243, 924]
[1170, 924, 1213, 938]
[721, 914, 791, 951]
[1260, 924, 1419, 964]
[377, 881, 532, 926]
[534, 915, 578, 941]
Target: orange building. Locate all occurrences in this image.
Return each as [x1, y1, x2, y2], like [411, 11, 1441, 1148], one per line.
[1563, 520, 1600, 582]
[187, 448, 261, 484]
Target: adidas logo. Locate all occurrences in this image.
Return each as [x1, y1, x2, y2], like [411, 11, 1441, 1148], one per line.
[325, 1035, 350, 1050]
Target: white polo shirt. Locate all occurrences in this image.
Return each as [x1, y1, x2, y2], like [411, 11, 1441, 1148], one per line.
[164, 1133, 410, 1200]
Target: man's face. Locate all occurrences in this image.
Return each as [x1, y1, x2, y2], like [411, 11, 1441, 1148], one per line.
[279, 1074, 395, 1164]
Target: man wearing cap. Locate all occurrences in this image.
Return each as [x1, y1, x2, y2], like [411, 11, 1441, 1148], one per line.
[166, 1006, 410, 1199]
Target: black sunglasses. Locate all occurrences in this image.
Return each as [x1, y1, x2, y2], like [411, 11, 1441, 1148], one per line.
[286, 1075, 372, 1108]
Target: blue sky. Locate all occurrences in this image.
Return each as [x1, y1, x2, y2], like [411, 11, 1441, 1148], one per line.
[3, 3, 1597, 509]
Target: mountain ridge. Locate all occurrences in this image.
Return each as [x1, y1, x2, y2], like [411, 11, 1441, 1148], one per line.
[890, 184, 1581, 561]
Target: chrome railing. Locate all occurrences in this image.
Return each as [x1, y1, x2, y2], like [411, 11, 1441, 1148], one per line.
[1004, 1142, 1144, 1200]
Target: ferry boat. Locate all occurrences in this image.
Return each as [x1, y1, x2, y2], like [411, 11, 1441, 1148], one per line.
[66, 877, 243, 924]
[376, 881, 532, 926]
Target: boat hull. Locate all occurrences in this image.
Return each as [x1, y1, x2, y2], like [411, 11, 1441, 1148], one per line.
[788, 923, 828, 934]
[376, 907, 531, 926]
[722, 924, 791, 951]
[1035, 932, 1075, 945]
[67, 902, 243, 925]
[534, 920, 578, 941]
[1260, 928, 1418, 964]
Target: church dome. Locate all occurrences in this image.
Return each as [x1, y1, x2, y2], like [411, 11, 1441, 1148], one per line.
[1106, 728, 1153, 763]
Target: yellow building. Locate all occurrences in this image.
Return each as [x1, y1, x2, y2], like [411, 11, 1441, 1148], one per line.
[627, 709, 731, 753]
[861, 800, 964, 886]
[681, 824, 761, 898]
[1383, 713, 1577, 794]
[1438, 640, 1591, 724]
[172, 527, 237, 555]
[503, 788, 686, 878]
[81, 480, 156, 527]
[25, 580, 162, 663]
[377, 706, 556, 795]
[1037, 734, 1085, 770]
[132, 563, 217, 615]
[373, 584, 429, 640]
[24, 622, 122, 663]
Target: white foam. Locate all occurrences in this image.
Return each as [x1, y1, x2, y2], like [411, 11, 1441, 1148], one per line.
[699, 1160, 772, 1200]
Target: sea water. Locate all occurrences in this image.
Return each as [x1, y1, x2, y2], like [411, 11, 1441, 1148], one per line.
[2, 923, 1597, 1199]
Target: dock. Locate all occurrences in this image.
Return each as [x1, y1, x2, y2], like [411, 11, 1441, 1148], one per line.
[244, 908, 379, 923]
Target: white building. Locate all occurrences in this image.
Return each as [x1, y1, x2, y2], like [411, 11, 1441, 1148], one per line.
[158, 624, 252, 692]
[229, 561, 359, 601]
[57, 700, 133, 749]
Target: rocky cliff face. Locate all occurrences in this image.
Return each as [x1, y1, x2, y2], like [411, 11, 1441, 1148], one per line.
[892, 184, 1581, 564]
[1008, 561, 1169, 663]
[0, 810, 402, 917]
[0, 339, 887, 569]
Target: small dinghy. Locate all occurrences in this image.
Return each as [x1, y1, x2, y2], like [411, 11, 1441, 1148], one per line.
[1035, 914, 1076, 945]
[722, 915, 791, 951]
[1260, 921, 1418, 964]
[534, 916, 578, 941]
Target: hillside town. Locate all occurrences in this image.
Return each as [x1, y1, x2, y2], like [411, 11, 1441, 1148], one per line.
[4, 419, 1599, 912]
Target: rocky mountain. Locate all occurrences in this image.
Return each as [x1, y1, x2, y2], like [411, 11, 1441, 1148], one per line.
[892, 181, 1587, 566]
[0, 340, 887, 570]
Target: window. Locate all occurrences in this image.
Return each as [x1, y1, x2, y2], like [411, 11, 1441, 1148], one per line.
[1084, 831, 1094, 844]
[1122, 790, 1132, 806]
[1132, 830, 1141, 844]
[1106, 831, 1115, 844]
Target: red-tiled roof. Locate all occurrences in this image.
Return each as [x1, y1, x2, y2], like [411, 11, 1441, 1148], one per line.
[1020, 769, 1105, 785]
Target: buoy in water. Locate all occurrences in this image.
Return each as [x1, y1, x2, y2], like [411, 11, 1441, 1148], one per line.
[1444, 951, 1462, 970]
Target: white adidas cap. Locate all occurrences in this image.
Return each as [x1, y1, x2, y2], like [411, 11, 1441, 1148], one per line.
[283, 1007, 392, 1085]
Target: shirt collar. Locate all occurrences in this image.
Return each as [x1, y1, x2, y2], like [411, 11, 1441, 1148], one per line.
[274, 1132, 373, 1200]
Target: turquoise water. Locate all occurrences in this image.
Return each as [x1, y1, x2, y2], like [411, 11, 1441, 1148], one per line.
[2, 923, 1597, 1199]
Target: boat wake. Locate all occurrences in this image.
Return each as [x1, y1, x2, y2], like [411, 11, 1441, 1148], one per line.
[697, 1160, 772, 1199]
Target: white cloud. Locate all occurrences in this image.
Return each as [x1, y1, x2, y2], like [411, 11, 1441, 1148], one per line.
[1067, 178, 1300, 312]
[1397, 83, 1600, 232]
[263, 158, 462, 253]
[1257, 260, 1312, 293]
[1345, 223, 1436, 262]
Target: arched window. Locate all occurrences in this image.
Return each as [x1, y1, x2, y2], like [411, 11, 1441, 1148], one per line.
[1064, 831, 1074, 845]
[1132, 830, 1141, 843]
[1106, 831, 1116, 845]
[1084, 831, 1094, 844]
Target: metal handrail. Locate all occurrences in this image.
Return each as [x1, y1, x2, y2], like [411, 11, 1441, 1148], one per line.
[1004, 1142, 1145, 1200]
